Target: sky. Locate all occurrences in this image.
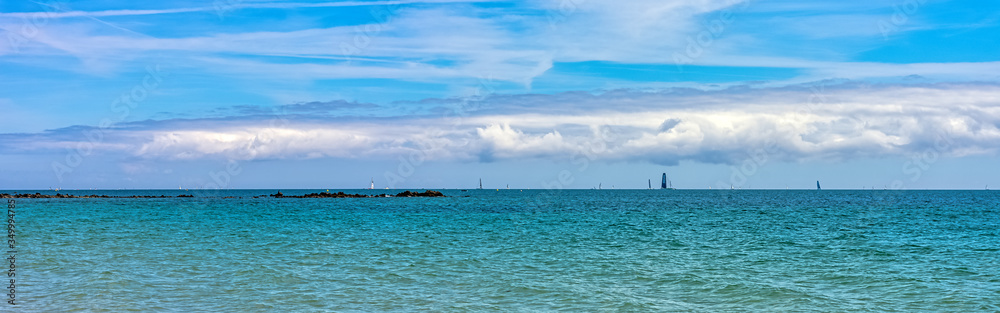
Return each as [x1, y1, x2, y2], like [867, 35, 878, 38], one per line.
[1, 0, 999, 190]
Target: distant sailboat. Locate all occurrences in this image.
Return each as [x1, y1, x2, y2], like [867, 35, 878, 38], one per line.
[648, 179, 652, 190]
[661, 173, 675, 190]
[506, 184, 509, 189]
[479, 178, 483, 190]
[599, 183, 602, 190]
[816, 180, 822, 190]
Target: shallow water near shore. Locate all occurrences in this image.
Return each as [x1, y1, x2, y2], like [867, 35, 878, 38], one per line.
[9, 189, 1000, 311]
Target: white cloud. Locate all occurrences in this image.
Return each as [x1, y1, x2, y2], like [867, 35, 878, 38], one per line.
[7, 83, 999, 165]
[476, 123, 570, 159]
[535, 0, 747, 63]
[0, 1, 498, 19]
[0, 5, 554, 85]
[6, 0, 994, 88]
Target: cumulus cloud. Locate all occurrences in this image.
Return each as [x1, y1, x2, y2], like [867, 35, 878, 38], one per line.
[476, 123, 571, 160]
[4, 82, 1000, 166]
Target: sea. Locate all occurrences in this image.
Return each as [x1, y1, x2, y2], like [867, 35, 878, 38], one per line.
[6, 189, 1000, 312]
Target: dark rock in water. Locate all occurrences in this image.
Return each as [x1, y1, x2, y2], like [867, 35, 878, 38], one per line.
[277, 191, 372, 198]
[394, 190, 445, 197]
[268, 190, 446, 198]
[1, 193, 191, 199]
[177, 194, 194, 198]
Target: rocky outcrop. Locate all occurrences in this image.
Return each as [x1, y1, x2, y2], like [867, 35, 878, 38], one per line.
[394, 190, 445, 197]
[271, 191, 371, 198]
[0, 193, 195, 199]
[268, 190, 446, 198]
[0, 190, 446, 199]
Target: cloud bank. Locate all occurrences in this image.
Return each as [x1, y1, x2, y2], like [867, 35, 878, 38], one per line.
[5, 82, 999, 166]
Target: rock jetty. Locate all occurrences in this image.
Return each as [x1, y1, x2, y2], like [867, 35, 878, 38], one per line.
[0, 190, 446, 199]
[0, 193, 195, 199]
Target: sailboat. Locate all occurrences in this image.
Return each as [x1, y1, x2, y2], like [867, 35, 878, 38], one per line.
[648, 179, 652, 190]
[816, 181, 821, 190]
[661, 173, 676, 190]
[479, 179, 483, 190]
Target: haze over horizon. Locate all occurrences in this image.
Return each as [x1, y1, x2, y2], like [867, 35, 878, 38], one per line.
[2, 0, 999, 190]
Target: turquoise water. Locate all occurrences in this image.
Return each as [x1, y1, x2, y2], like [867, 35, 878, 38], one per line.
[9, 190, 1000, 311]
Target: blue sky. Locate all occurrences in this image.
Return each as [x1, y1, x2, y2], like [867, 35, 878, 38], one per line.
[1, 0, 999, 190]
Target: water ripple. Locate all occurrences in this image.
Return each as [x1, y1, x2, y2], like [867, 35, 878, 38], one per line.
[10, 190, 1000, 311]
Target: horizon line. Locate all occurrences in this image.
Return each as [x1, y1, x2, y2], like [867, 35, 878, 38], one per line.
[1, 188, 994, 191]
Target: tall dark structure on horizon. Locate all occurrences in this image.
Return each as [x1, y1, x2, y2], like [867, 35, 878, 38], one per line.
[661, 173, 667, 189]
